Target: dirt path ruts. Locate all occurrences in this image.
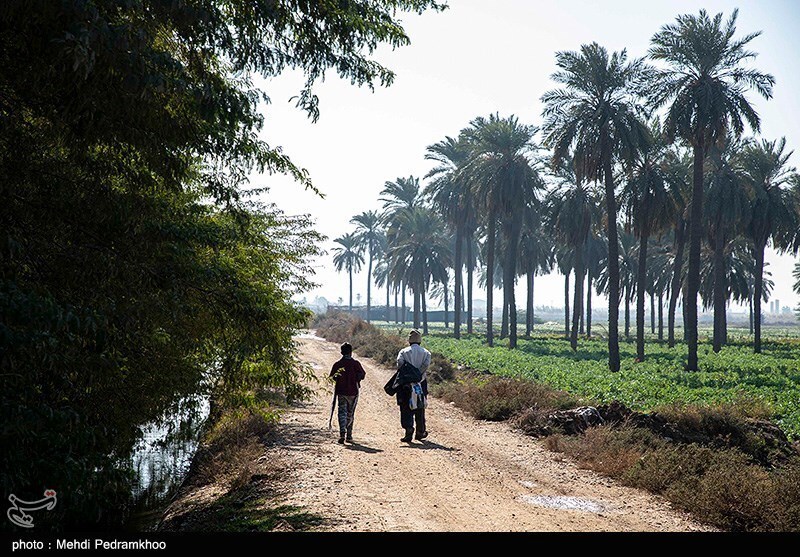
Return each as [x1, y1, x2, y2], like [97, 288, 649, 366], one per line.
[270, 332, 711, 532]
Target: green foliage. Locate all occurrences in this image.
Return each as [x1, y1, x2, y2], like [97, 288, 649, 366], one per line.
[424, 335, 800, 438]
[1, 0, 443, 529]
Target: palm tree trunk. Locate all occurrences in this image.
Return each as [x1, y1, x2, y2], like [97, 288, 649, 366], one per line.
[505, 232, 519, 349]
[526, 267, 534, 336]
[444, 276, 450, 329]
[668, 219, 686, 347]
[454, 227, 463, 338]
[394, 288, 399, 323]
[422, 287, 428, 335]
[564, 270, 570, 340]
[349, 267, 353, 312]
[571, 251, 584, 352]
[486, 214, 496, 346]
[749, 292, 754, 335]
[625, 284, 631, 339]
[686, 143, 706, 370]
[603, 155, 621, 372]
[501, 294, 509, 339]
[754, 241, 765, 353]
[650, 293, 655, 334]
[637, 224, 649, 361]
[579, 270, 585, 335]
[366, 248, 373, 323]
[586, 269, 593, 338]
[467, 233, 474, 334]
[412, 289, 419, 329]
[683, 286, 690, 342]
[402, 283, 407, 324]
[712, 233, 726, 353]
[386, 280, 390, 323]
[658, 291, 664, 341]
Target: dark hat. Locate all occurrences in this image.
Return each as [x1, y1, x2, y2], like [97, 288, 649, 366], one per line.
[340, 342, 353, 355]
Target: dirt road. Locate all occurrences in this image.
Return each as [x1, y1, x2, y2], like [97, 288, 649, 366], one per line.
[270, 332, 711, 532]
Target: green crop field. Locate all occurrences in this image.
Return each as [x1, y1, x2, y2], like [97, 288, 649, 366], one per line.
[411, 332, 800, 439]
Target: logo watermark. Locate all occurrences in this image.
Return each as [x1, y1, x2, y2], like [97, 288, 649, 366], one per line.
[7, 490, 57, 528]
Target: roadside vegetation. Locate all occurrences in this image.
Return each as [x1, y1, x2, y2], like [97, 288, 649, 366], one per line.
[314, 311, 800, 532]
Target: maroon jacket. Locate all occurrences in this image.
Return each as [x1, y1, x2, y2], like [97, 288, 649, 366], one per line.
[330, 356, 366, 396]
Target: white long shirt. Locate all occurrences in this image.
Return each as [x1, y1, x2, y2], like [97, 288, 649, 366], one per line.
[396, 343, 431, 382]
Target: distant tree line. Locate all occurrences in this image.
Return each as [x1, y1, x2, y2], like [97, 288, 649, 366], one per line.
[333, 9, 800, 371]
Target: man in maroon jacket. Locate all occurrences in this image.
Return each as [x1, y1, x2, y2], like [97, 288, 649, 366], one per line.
[329, 342, 366, 444]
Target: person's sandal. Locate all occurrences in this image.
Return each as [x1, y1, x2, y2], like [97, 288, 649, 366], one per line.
[338, 436, 345, 444]
[415, 430, 428, 441]
[400, 429, 413, 443]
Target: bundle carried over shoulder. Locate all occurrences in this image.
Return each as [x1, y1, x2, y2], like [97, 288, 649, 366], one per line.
[383, 361, 422, 396]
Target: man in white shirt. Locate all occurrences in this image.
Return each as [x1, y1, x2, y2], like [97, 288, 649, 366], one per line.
[395, 329, 431, 442]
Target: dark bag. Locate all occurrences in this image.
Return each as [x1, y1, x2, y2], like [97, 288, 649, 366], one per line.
[396, 360, 422, 385]
[383, 371, 399, 396]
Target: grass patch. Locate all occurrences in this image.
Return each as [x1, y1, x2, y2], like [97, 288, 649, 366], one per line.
[177, 490, 324, 532]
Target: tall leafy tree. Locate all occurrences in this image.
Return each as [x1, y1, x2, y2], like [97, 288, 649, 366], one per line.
[663, 147, 693, 347]
[518, 204, 555, 335]
[332, 233, 364, 312]
[461, 114, 542, 348]
[380, 175, 423, 322]
[351, 210, 383, 323]
[704, 136, 751, 352]
[741, 137, 798, 352]
[388, 207, 451, 331]
[649, 8, 774, 369]
[426, 134, 474, 338]
[547, 173, 598, 351]
[621, 121, 673, 360]
[0, 0, 444, 527]
[541, 43, 650, 371]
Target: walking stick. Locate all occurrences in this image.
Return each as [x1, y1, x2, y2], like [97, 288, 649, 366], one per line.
[328, 391, 337, 430]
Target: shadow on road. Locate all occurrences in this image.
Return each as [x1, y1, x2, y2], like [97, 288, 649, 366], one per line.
[344, 442, 384, 454]
[400, 440, 459, 452]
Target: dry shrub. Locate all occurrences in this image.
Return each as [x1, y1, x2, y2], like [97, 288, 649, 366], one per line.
[436, 376, 577, 422]
[545, 426, 649, 479]
[653, 400, 785, 464]
[189, 407, 276, 490]
[427, 353, 456, 383]
[667, 451, 772, 532]
[548, 424, 800, 531]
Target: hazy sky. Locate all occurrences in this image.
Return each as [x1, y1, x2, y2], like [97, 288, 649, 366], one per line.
[252, 0, 800, 312]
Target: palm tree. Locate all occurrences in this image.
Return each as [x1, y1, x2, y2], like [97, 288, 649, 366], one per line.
[372, 232, 391, 322]
[584, 230, 607, 338]
[460, 113, 542, 348]
[351, 210, 382, 323]
[663, 147, 692, 347]
[621, 121, 671, 360]
[426, 134, 474, 339]
[741, 137, 798, 352]
[704, 135, 751, 352]
[649, 8, 774, 369]
[554, 246, 574, 340]
[619, 229, 638, 340]
[388, 207, 451, 332]
[380, 176, 423, 323]
[332, 233, 364, 312]
[547, 170, 598, 351]
[518, 204, 555, 335]
[541, 43, 651, 371]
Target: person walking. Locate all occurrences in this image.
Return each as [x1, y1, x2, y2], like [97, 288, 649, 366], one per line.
[395, 329, 431, 442]
[329, 342, 366, 444]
